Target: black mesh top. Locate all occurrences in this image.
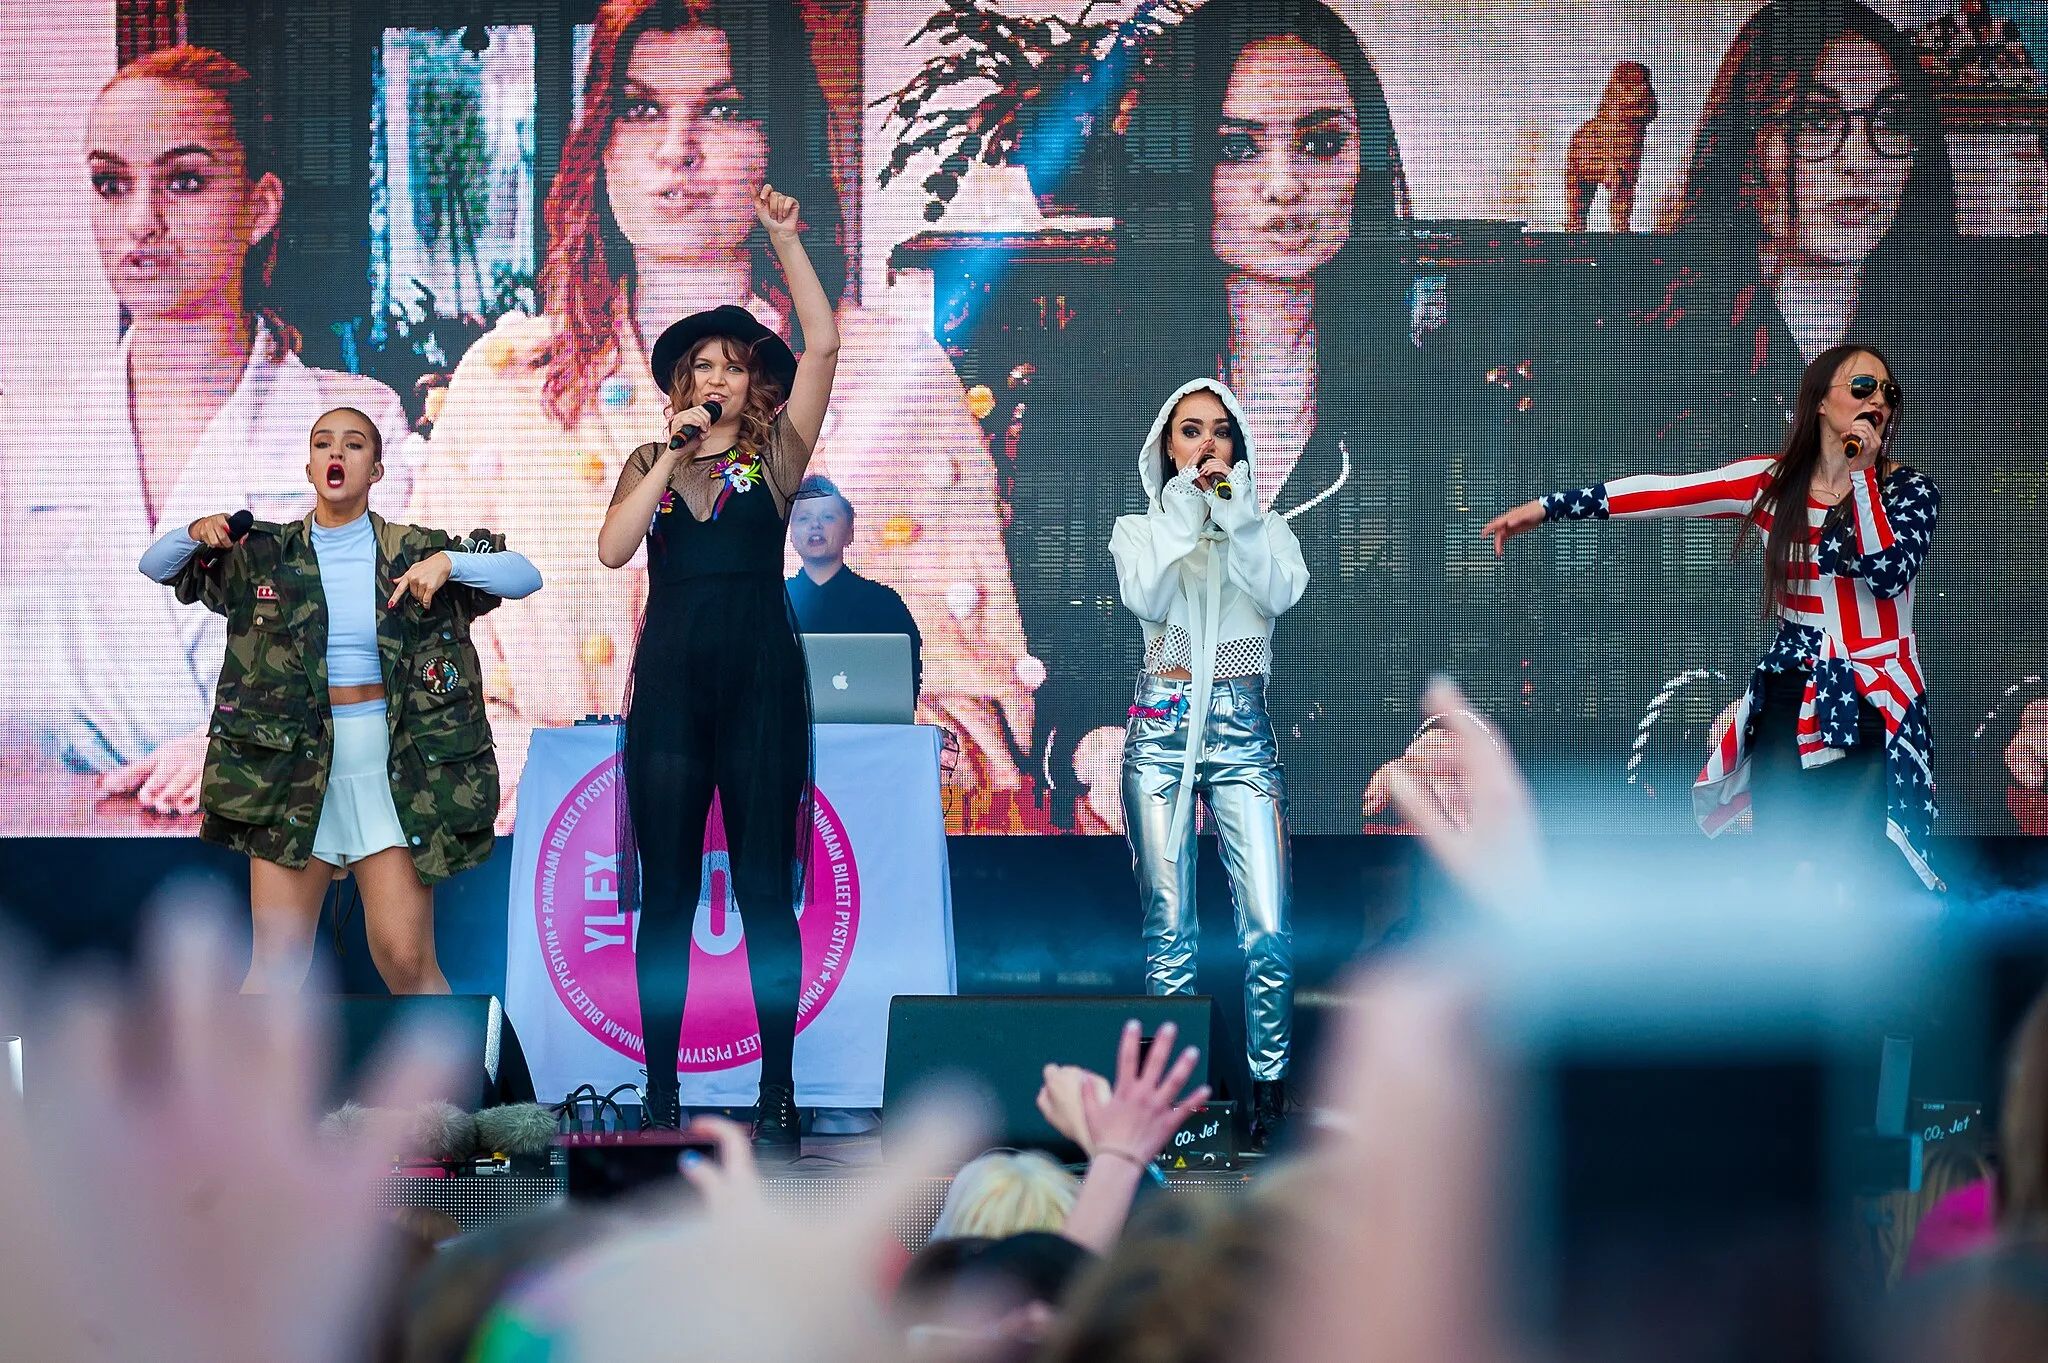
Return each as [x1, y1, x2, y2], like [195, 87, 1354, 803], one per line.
[610, 411, 810, 581]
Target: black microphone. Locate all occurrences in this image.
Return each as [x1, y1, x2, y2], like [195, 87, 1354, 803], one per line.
[1844, 412, 1886, 461]
[667, 399, 724, 450]
[199, 508, 254, 569]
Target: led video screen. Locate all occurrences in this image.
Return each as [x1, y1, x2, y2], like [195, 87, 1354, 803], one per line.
[0, 0, 2042, 838]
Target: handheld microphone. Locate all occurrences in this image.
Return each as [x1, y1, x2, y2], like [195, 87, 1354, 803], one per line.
[667, 399, 724, 450]
[1844, 413, 1885, 462]
[199, 509, 254, 569]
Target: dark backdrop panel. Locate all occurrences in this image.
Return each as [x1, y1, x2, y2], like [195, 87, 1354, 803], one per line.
[6, 831, 2047, 1106]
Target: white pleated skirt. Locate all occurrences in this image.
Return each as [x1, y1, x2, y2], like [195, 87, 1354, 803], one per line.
[311, 700, 408, 867]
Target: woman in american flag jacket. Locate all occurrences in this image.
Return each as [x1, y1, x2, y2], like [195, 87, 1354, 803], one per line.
[1482, 342, 1941, 893]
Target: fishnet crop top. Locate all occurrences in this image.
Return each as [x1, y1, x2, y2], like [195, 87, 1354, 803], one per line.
[1144, 626, 1271, 679]
[608, 409, 812, 522]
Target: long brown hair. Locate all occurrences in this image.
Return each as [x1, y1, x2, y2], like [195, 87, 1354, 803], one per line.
[1111, 0, 1411, 414]
[1737, 341, 1899, 616]
[1661, 0, 1955, 257]
[101, 45, 301, 360]
[538, 0, 844, 429]
[664, 333, 786, 478]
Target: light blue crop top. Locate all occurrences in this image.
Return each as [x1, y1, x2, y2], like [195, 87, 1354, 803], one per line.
[309, 514, 383, 686]
[139, 514, 542, 691]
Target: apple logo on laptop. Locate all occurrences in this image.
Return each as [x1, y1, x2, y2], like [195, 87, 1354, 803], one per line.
[832, 671, 850, 691]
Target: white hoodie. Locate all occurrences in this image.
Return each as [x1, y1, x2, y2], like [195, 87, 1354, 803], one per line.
[1109, 378, 1309, 841]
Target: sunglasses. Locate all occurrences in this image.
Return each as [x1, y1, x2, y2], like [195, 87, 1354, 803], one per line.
[1839, 374, 1902, 405]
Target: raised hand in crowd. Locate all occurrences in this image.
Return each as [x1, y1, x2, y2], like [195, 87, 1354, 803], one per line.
[1278, 961, 1507, 1363]
[480, 1097, 981, 1362]
[679, 1113, 765, 1215]
[1382, 679, 1544, 916]
[0, 959, 91, 1363]
[1060, 1018, 1209, 1254]
[2, 898, 462, 1363]
[1035, 1062, 1112, 1156]
[1361, 723, 1469, 836]
[1278, 681, 1524, 1362]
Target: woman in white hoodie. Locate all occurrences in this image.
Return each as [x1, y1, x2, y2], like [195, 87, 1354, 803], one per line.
[1111, 378, 1309, 1147]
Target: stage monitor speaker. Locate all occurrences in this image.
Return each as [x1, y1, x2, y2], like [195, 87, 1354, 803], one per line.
[883, 995, 1218, 1159]
[330, 994, 535, 1111]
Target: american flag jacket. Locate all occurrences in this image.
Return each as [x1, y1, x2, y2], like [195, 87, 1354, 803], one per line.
[1543, 457, 1942, 891]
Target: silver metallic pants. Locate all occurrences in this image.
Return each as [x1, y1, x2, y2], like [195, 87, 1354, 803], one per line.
[1121, 675, 1293, 1081]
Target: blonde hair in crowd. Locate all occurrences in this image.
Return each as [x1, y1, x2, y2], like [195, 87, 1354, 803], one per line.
[930, 1150, 1081, 1241]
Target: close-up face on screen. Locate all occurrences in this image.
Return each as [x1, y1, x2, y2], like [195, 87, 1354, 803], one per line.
[0, 0, 2042, 841]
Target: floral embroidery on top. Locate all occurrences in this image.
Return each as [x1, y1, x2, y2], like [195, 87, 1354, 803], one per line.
[652, 451, 763, 523]
[707, 451, 764, 520]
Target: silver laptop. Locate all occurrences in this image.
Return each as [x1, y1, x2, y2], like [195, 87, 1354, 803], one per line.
[803, 633, 915, 724]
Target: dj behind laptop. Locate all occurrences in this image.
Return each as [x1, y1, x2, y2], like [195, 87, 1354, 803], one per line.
[803, 633, 917, 725]
[784, 475, 922, 725]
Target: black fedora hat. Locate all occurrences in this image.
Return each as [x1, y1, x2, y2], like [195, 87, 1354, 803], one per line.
[648, 304, 798, 398]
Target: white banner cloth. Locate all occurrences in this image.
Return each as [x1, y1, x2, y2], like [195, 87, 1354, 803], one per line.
[504, 723, 955, 1107]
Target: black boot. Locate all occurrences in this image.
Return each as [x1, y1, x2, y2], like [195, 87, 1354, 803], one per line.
[1249, 1079, 1289, 1151]
[641, 1076, 681, 1130]
[752, 1081, 800, 1156]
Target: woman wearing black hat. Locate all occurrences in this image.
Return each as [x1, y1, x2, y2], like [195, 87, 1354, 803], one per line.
[597, 183, 839, 1144]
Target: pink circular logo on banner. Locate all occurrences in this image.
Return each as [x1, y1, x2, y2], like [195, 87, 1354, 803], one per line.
[531, 755, 861, 1072]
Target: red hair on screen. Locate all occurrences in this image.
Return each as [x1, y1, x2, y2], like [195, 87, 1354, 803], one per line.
[535, 0, 844, 429]
[101, 45, 301, 359]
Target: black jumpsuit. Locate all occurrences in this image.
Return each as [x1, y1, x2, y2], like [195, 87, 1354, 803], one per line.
[613, 417, 814, 1103]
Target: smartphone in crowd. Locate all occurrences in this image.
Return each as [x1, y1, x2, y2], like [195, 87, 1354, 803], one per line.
[558, 1130, 720, 1203]
[1479, 890, 1937, 1363]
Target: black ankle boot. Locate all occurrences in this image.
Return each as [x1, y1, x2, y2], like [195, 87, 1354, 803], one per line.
[1250, 1078, 1289, 1151]
[752, 1081, 800, 1155]
[641, 1078, 681, 1130]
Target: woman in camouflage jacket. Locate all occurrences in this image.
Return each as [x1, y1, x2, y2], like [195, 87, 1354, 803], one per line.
[140, 407, 541, 992]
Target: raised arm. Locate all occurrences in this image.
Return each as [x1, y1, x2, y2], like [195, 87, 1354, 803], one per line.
[1482, 455, 1778, 554]
[757, 184, 839, 459]
[1840, 465, 1938, 600]
[1109, 474, 1212, 623]
[1060, 1018, 1210, 1255]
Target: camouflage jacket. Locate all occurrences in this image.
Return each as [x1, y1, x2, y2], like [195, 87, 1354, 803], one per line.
[171, 512, 507, 884]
